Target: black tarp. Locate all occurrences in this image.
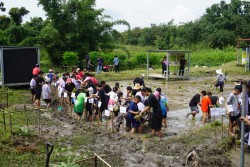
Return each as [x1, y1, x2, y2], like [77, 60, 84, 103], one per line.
[2, 48, 38, 84]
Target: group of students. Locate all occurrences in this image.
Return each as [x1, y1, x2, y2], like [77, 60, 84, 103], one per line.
[187, 71, 250, 145]
[30, 65, 169, 137]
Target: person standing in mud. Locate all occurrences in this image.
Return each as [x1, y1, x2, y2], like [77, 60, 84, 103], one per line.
[34, 71, 45, 108]
[201, 92, 213, 124]
[187, 91, 206, 120]
[161, 56, 167, 76]
[213, 69, 226, 95]
[140, 87, 163, 137]
[94, 81, 108, 121]
[227, 85, 242, 136]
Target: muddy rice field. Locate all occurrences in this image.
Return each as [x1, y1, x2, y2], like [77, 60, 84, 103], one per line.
[1, 75, 250, 167]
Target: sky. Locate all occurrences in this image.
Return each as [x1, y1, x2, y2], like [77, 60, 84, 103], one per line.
[1, 0, 231, 31]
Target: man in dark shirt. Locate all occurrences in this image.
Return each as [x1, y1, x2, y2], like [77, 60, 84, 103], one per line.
[95, 81, 108, 120]
[96, 56, 104, 74]
[179, 56, 187, 76]
[187, 91, 206, 120]
[34, 71, 45, 107]
[133, 74, 145, 87]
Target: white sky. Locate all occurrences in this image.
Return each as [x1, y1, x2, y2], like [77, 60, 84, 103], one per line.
[1, 0, 231, 31]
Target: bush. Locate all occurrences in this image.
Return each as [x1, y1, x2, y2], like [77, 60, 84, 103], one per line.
[63, 51, 78, 66]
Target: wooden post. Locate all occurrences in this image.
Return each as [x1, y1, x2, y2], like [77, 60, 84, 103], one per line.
[94, 155, 97, 167]
[221, 115, 224, 139]
[97, 108, 100, 128]
[6, 87, 9, 108]
[9, 113, 13, 138]
[111, 111, 114, 132]
[214, 116, 218, 146]
[38, 109, 41, 136]
[2, 109, 6, 132]
[24, 105, 30, 134]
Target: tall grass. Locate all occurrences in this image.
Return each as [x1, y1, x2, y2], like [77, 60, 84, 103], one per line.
[190, 46, 235, 66]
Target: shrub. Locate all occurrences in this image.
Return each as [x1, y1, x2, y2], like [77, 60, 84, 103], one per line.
[63, 51, 78, 67]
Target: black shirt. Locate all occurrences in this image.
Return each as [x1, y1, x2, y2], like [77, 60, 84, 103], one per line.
[104, 84, 112, 93]
[133, 77, 145, 87]
[98, 88, 107, 104]
[147, 93, 161, 110]
[35, 76, 45, 90]
[65, 83, 75, 93]
[189, 94, 200, 107]
[180, 59, 187, 67]
[210, 96, 218, 105]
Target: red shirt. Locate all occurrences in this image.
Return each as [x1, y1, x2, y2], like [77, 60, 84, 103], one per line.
[32, 67, 40, 75]
[90, 77, 98, 85]
[78, 71, 84, 78]
[201, 96, 212, 112]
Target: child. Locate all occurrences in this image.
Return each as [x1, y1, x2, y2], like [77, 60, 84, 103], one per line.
[47, 69, 54, 85]
[201, 92, 213, 124]
[128, 95, 142, 138]
[30, 74, 37, 102]
[42, 79, 52, 109]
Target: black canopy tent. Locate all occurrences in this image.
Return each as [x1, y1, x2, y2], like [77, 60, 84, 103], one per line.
[146, 50, 191, 81]
[0, 46, 40, 86]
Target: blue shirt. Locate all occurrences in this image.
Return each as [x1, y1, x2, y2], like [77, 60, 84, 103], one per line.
[47, 73, 54, 82]
[114, 57, 119, 65]
[97, 58, 103, 66]
[160, 96, 168, 115]
[128, 101, 138, 117]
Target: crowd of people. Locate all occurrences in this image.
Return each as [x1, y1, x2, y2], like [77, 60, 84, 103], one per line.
[30, 62, 250, 143]
[30, 64, 168, 138]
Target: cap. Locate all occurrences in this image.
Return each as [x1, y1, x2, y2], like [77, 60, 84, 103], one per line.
[141, 74, 145, 77]
[76, 68, 80, 71]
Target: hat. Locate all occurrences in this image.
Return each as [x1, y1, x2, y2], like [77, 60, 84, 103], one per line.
[76, 68, 80, 71]
[154, 91, 160, 99]
[84, 77, 90, 82]
[133, 83, 142, 90]
[219, 97, 224, 105]
[49, 69, 53, 72]
[216, 69, 223, 75]
[141, 74, 145, 77]
[66, 78, 72, 83]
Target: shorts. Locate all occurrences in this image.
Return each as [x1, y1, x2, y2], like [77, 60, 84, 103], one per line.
[35, 89, 42, 100]
[44, 99, 52, 103]
[162, 114, 167, 119]
[230, 114, 241, 122]
[31, 88, 35, 95]
[190, 106, 199, 113]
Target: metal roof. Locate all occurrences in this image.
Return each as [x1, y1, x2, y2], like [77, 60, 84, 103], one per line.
[147, 50, 191, 54]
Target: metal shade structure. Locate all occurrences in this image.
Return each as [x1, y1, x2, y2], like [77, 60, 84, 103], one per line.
[236, 39, 250, 71]
[0, 46, 40, 86]
[146, 50, 191, 81]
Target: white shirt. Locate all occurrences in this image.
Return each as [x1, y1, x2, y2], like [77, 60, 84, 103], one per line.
[137, 102, 145, 111]
[42, 84, 51, 99]
[30, 78, 36, 88]
[136, 92, 145, 103]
